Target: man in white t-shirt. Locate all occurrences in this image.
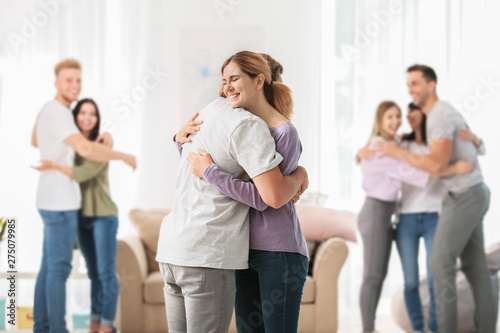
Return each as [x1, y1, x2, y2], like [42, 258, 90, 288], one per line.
[32, 59, 136, 333]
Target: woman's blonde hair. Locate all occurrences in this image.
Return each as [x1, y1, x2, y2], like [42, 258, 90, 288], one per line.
[370, 101, 401, 140]
[219, 51, 294, 120]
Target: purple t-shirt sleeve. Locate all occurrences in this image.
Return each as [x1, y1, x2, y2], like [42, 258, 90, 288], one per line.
[173, 134, 183, 157]
[271, 124, 302, 176]
[204, 163, 268, 211]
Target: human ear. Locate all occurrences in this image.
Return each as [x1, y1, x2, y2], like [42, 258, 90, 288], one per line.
[255, 73, 265, 90]
[429, 81, 436, 93]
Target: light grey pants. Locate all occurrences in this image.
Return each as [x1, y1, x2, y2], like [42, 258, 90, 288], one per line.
[430, 182, 497, 333]
[357, 196, 396, 332]
[159, 262, 236, 333]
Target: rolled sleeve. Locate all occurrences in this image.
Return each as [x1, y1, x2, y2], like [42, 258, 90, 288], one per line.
[229, 119, 283, 179]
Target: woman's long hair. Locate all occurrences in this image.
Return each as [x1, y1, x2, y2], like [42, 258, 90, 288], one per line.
[401, 102, 427, 144]
[219, 51, 294, 120]
[72, 98, 101, 165]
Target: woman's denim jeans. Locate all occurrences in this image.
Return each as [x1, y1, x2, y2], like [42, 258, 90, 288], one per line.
[77, 214, 119, 327]
[234, 250, 308, 333]
[395, 212, 438, 332]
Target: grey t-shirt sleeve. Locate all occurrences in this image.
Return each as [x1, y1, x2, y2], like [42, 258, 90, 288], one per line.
[427, 105, 456, 142]
[229, 118, 283, 179]
[44, 106, 80, 142]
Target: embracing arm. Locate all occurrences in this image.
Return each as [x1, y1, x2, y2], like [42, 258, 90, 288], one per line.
[173, 135, 183, 157]
[252, 166, 308, 209]
[64, 133, 136, 169]
[31, 114, 41, 148]
[431, 160, 475, 178]
[31, 160, 73, 178]
[204, 164, 269, 211]
[188, 149, 308, 210]
[173, 112, 203, 157]
[377, 138, 453, 174]
[457, 126, 485, 155]
[32, 158, 108, 182]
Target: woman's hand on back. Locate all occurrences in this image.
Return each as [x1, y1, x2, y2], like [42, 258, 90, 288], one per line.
[175, 112, 203, 143]
[357, 145, 375, 162]
[30, 160, 54, 171]
[123, 154, 137, 171]
[453, 160, 475, 175]
[187, 149, 214, 178]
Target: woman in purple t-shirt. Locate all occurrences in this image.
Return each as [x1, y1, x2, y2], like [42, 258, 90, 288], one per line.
[178, 51, 308, 332]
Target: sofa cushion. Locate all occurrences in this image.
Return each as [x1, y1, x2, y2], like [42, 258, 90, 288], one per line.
[144, 270, 165, 304]
[302, 275, 315, 304]
[129, 208, 171, 273]
[296, 204, 357, 243]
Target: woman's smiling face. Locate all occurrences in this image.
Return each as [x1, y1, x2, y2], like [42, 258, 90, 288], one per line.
[381, 106, 402, 137]
[222, 61, 259, 110]
[76, 102, 98, 133]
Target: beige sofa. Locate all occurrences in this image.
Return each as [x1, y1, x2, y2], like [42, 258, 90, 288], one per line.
[116, 209, 349, 333]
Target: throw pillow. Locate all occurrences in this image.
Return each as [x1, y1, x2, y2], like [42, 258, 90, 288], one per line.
[129, 208, 171, 273]
[296, 204, 357, 243]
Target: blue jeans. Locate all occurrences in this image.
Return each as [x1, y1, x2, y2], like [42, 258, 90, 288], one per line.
[77, 214, 119, 327]
[235, 250, 308, 333]
[395, 212, 438, 332]
[34, 209, 78, 333]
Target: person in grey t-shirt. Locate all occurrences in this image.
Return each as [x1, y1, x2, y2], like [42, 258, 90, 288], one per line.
[377, 65, 495, 333]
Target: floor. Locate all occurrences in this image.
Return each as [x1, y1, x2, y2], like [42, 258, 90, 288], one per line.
[6, 315, 500, 332]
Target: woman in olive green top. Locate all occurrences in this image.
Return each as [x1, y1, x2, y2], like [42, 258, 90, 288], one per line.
[34, 99, 120, 333]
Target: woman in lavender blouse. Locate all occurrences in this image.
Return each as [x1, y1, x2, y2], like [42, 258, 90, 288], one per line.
[357, 101, 474, 333]
[178, 51, 308, 332]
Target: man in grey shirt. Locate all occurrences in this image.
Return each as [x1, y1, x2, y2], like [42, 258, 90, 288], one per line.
[156, 97, 308, 333]
[377, 65, 495, 333]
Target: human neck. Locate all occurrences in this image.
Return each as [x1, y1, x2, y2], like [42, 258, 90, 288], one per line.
[81, 130, 91, 139]
[55, 94, 72, 108]
[414, 130, 424, 145]
[245, 96, 281, 129]
[421, 94, 439, 115]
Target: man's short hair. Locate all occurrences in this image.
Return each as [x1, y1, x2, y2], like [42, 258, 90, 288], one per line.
[407, 64, 437, 83]
[54, 59, 81, 77]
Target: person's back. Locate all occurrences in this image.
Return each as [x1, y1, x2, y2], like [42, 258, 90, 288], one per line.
[426, 100, 483, 192]
[156, 97, 283, 270]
